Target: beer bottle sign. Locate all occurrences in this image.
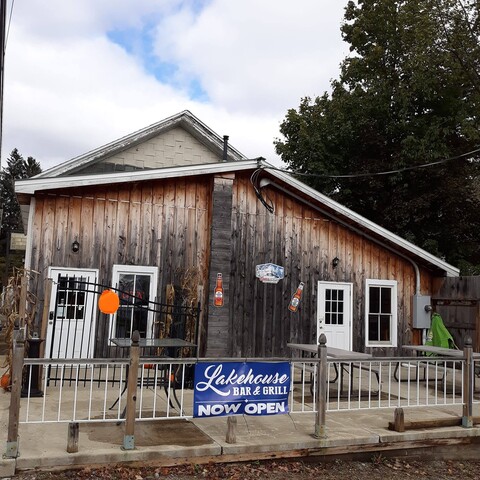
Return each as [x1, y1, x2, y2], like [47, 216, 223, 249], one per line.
[288, 282, 304, 312]
[214, 273, 224, 307]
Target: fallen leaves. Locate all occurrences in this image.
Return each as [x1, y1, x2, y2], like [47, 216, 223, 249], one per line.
[13, 459, 480, 480]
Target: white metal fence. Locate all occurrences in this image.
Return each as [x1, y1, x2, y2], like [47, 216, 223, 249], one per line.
[6, 329, 477, 457]
[17, 355, 479, 425]
[290, 357, 476, 413]
[20, 358, 195, 424]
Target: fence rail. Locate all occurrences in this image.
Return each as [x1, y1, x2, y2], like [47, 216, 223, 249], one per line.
[21, 358, 195, 424]
[5, 329, 479, 456]
[17, 355, 479, 424]
[290, 357, 472, 413]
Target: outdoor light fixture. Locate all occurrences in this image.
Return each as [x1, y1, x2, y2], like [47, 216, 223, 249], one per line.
[332, 257, 340, 268]
[71, 240, 80, 253]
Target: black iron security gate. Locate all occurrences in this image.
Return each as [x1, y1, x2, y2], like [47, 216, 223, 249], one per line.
[43, 275, 200, 385]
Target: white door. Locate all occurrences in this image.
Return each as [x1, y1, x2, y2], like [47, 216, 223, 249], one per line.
[45, 267, 99, 359]
[317, 282, 353, 350]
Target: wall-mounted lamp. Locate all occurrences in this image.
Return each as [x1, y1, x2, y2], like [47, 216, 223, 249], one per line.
[72, 240, 80, 253]
[332, 257, 340, 269]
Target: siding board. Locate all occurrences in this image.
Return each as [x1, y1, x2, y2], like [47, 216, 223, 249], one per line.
[28, 169, 442, 358]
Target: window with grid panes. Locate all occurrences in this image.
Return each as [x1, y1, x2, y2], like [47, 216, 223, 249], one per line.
[324, 288, 344, 326]
[365, 279, 397, 347]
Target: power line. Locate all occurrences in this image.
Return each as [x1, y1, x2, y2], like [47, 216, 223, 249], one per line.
[0, 0, 7, 171]
[5, 0, 14, 51]
[265, 146, 480, 179]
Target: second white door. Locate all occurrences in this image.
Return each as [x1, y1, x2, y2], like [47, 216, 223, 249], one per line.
[317, 282, 352, 350]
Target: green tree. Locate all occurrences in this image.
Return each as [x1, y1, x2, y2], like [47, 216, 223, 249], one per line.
[275, 0, 480, 273]
[0, 149, 42, 285]
[1, 148, 41, 234]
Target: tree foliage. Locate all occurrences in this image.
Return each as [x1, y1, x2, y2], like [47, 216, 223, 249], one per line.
[275, 0, 480, 274]
[1, 148, 42, 234]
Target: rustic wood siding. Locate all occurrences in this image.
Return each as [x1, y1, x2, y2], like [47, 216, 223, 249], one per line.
[30, 177, 211, 338]
[432, 276, 480, 351]
[230, 173, 435, 357]
[28, 168, 446, 358]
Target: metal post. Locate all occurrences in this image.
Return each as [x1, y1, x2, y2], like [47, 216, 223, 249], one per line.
[5, 324, 25, 458]
[123, 330, 140, 450]
[462, 336, 473, 428]
[18, 274, 28, 330]
[314, 333, 327, 438]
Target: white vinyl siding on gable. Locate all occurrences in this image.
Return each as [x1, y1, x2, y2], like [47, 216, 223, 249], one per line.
[365, 279, 398, 348]
[80, 127, 221, 174]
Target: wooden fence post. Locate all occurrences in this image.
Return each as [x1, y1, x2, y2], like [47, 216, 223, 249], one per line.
[5, 324, 25, 458]
[462, 336, 473, 428]
[225, 416, 237, 444]
[123, 330, 140, 450]
[314, 333, 327, 439]
[393, 407, 405, 432]
[67, 422, 79, 453]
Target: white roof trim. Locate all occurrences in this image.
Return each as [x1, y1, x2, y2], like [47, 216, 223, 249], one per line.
[15, 160, 261, 194]
[35, 110, 247, 178]
[266, 166, 459, 277]
[15, 158, 459, 277]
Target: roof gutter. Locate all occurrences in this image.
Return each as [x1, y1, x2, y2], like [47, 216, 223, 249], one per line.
[15, 160, 260, 195]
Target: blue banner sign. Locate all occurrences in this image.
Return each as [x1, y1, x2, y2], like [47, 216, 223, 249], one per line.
[193, 362, 290, 418]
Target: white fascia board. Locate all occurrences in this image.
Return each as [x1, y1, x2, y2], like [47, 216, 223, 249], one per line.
[36, 111, 247, 178]
[267, 167, 460, 277]
[15, 160, 260, 195]
[35, 111, 191, 178]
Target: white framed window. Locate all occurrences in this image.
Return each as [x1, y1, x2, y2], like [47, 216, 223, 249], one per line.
[110, 265, 158, 340]
[365, 279, 397, 348]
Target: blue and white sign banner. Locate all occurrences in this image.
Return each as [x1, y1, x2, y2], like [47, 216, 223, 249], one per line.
[194, 362, 290, 418]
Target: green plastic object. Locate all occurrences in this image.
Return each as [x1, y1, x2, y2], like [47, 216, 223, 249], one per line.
[425, 312, 457, 351]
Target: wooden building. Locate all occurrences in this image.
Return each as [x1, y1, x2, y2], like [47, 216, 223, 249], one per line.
[15, 111, 459, 358]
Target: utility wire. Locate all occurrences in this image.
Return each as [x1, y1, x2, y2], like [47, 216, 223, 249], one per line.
[5, 0, 14, 51]
[250, 168, 274, 213]
[264, 146, 480, 179]
[0, 0, 8, 172]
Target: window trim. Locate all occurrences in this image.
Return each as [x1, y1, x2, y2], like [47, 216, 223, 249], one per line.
[365, 279, 398, 348]
[109, 265, 159, 341]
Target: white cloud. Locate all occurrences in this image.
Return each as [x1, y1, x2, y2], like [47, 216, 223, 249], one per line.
[2, 0, 348, 170]
[154, 0, 347, 114]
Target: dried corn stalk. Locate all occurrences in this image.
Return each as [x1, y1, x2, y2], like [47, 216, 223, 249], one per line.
[0, 268, 38, 373]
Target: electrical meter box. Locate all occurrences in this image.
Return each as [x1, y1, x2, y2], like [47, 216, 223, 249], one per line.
[413, 294, 432, 329]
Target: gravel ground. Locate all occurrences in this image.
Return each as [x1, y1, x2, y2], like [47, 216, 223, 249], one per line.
[12, 458, 480, 480]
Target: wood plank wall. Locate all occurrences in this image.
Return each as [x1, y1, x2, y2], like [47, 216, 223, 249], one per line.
[432, 276, 480, 351]
[230, 172, 434, 357]
[29, 177, 211, 352]
[28, 170, 442, 358]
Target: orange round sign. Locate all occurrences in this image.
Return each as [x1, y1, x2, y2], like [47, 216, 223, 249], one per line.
[98, 289, 120, 314]
[0, 372, 10, 391]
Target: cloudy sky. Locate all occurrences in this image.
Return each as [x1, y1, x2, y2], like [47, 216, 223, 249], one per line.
[3, 0, 349, 171]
